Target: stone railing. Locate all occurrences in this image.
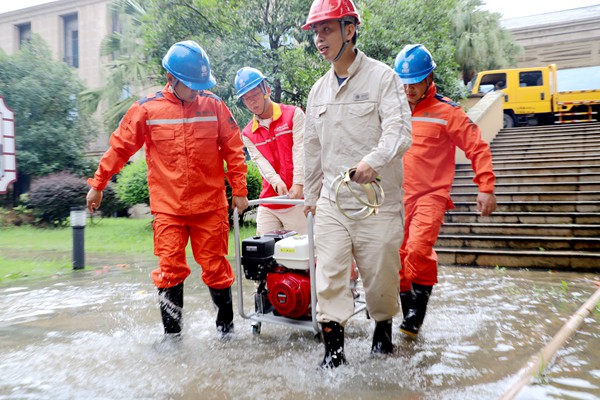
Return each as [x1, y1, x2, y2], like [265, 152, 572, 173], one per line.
[456, 91, 505, 163]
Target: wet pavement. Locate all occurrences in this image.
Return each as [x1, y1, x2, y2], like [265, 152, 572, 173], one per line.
[0, 259, 599, 400]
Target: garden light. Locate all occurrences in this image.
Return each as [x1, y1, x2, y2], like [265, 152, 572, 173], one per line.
[70, 206, 86, 270]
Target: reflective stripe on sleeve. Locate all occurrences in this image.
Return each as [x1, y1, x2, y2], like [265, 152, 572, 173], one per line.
[146, 116, 218, 125]
[411, 116, 448, 125]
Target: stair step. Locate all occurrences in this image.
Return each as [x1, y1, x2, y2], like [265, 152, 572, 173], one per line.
[452, 184, 600, 194]
[491, 139, 600, 152]
[498, 122, 600, 135]
[490, 156, 600, 168]
[455, 164, 600, 175]
[492, 129, 600, 142]
[493, 130, 600, 140]
[492, 136, 600, 146]
[442, 222, 600, 236]
[454, 170, 600, 184]
[451, 191, 600, 201]
[491, 147, 600, 158]
[436, 234, 600, 251]
[444, 212, 600, 224]
[436, 248, 600, 269]
[454, 173, 600, 184]
[491, 144, 600, 154]
[452, 201, 599, 213]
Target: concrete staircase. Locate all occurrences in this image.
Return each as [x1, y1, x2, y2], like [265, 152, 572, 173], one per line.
[437, 122, 600, 270]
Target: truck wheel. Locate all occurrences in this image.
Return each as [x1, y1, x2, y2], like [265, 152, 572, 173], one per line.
[503, 113, 515, 128]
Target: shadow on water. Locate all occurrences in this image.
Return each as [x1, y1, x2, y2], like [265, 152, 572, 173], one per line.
[0, 262, 598, 400]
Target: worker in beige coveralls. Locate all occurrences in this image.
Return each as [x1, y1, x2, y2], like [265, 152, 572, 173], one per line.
[301, 0, 412, 368]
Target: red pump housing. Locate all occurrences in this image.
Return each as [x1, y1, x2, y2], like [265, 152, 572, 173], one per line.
[266, 268, 311, 319]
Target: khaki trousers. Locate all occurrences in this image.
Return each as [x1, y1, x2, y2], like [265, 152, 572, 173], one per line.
[314, 198, 403, 324]
[256, 205, 308, 236]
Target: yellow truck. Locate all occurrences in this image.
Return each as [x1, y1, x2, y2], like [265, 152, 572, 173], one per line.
[470, 64, 600, 128]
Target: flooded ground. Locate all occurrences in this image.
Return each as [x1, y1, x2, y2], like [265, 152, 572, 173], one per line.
[0, 259, 599, 400]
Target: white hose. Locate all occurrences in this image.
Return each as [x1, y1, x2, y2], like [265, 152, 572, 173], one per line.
[329, 167, 385, 220]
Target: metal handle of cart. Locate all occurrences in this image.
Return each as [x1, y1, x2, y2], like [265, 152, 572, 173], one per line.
[233, 196, 366, 335]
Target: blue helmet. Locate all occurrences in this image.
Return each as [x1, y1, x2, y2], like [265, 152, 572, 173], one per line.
[234, 67, 266, 100]
[394, 44, 436, 84]
[162, 41, 216, 90]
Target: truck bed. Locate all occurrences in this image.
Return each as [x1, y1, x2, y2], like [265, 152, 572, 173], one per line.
[557, 66, 600, 92]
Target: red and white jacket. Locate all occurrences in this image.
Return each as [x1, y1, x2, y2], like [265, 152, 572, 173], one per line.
[242, 103, 304, 209]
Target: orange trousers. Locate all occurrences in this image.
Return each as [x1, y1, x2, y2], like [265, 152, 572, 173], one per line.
[399, 194, 447, 292]
[151, 208, 234, 290]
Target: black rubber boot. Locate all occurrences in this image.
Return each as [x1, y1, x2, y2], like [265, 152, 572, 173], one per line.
[371, 319, 394, 355]
[158, 283, 184, 336]
[319, 321, 347, 369]
[400, 290, 415, 319]
[209, 286, 234, 337]
[400, 283, 433, 338]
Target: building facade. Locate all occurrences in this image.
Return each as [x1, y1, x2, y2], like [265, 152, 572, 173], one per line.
[0, 0, 113, 89]
[502, 5, 600, 69]
[0, 0, 114, 156]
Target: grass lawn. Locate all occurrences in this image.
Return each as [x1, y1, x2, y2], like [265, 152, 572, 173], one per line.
[0, 217, 257, 284]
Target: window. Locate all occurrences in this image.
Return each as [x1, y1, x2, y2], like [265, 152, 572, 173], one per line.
[62, 13, 79, 68]
[519, 71, 543, 87]
[17, 23, 32, 48]
[478, 73, 507, 94]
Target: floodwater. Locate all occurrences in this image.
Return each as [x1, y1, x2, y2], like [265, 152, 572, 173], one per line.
[0, 259, 599, 400]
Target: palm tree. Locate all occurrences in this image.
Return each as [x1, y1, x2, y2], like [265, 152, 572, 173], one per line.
[78, 0, 154, 132]
[452, 0, 522, 85]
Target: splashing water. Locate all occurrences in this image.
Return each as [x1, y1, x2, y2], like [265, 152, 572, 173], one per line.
[0, 265, 598, 399]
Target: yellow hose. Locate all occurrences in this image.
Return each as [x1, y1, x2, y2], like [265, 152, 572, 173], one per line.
[499, 284, 600, 400]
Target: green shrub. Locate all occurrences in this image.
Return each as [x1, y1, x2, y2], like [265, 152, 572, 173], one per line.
[246, 161, 262, 200]
[226, 160, 262, 225]
[98, 182, 129, 217]
[0, 206, 34, 226]
[115, 158, 149, 207]
[28, 172, 87, 226]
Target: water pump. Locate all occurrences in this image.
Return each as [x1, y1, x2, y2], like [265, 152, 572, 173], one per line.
[241, 233, 312, 319]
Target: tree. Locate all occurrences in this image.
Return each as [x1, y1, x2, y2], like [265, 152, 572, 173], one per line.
[0, 35, 98, 198]
[359, 0, 465, 99]
[451, 0, 522, 85]
[92, 0, 522, 131]
[78, 0, 154, 133]
[140, 0, 322, 124]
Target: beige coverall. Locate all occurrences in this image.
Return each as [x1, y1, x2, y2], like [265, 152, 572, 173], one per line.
[304, 50, 412, 324]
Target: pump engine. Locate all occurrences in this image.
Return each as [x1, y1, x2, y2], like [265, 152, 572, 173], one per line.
[241, 233, 312, 319]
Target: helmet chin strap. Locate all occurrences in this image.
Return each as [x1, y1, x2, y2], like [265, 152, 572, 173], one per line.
[420, 76, 433, 99]
[170, 77, 197, 102]
[333, 20, 349, 63]
[170, 77, 185, 102]
[255, 82, 269, 117]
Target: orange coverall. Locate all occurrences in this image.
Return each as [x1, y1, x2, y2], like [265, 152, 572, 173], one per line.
[88, 85, 248, 289]
[400, 83, 495, 292]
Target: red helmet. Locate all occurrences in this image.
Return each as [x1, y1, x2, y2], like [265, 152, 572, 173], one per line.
[302, 0, 361, 30]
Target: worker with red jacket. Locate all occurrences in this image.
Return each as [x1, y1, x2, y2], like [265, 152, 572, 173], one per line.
[393, 44, 497, 338]
[86, 41, 249, 339]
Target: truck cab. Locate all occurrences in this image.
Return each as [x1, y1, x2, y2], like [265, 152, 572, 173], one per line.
[471, 66, 553, 128]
